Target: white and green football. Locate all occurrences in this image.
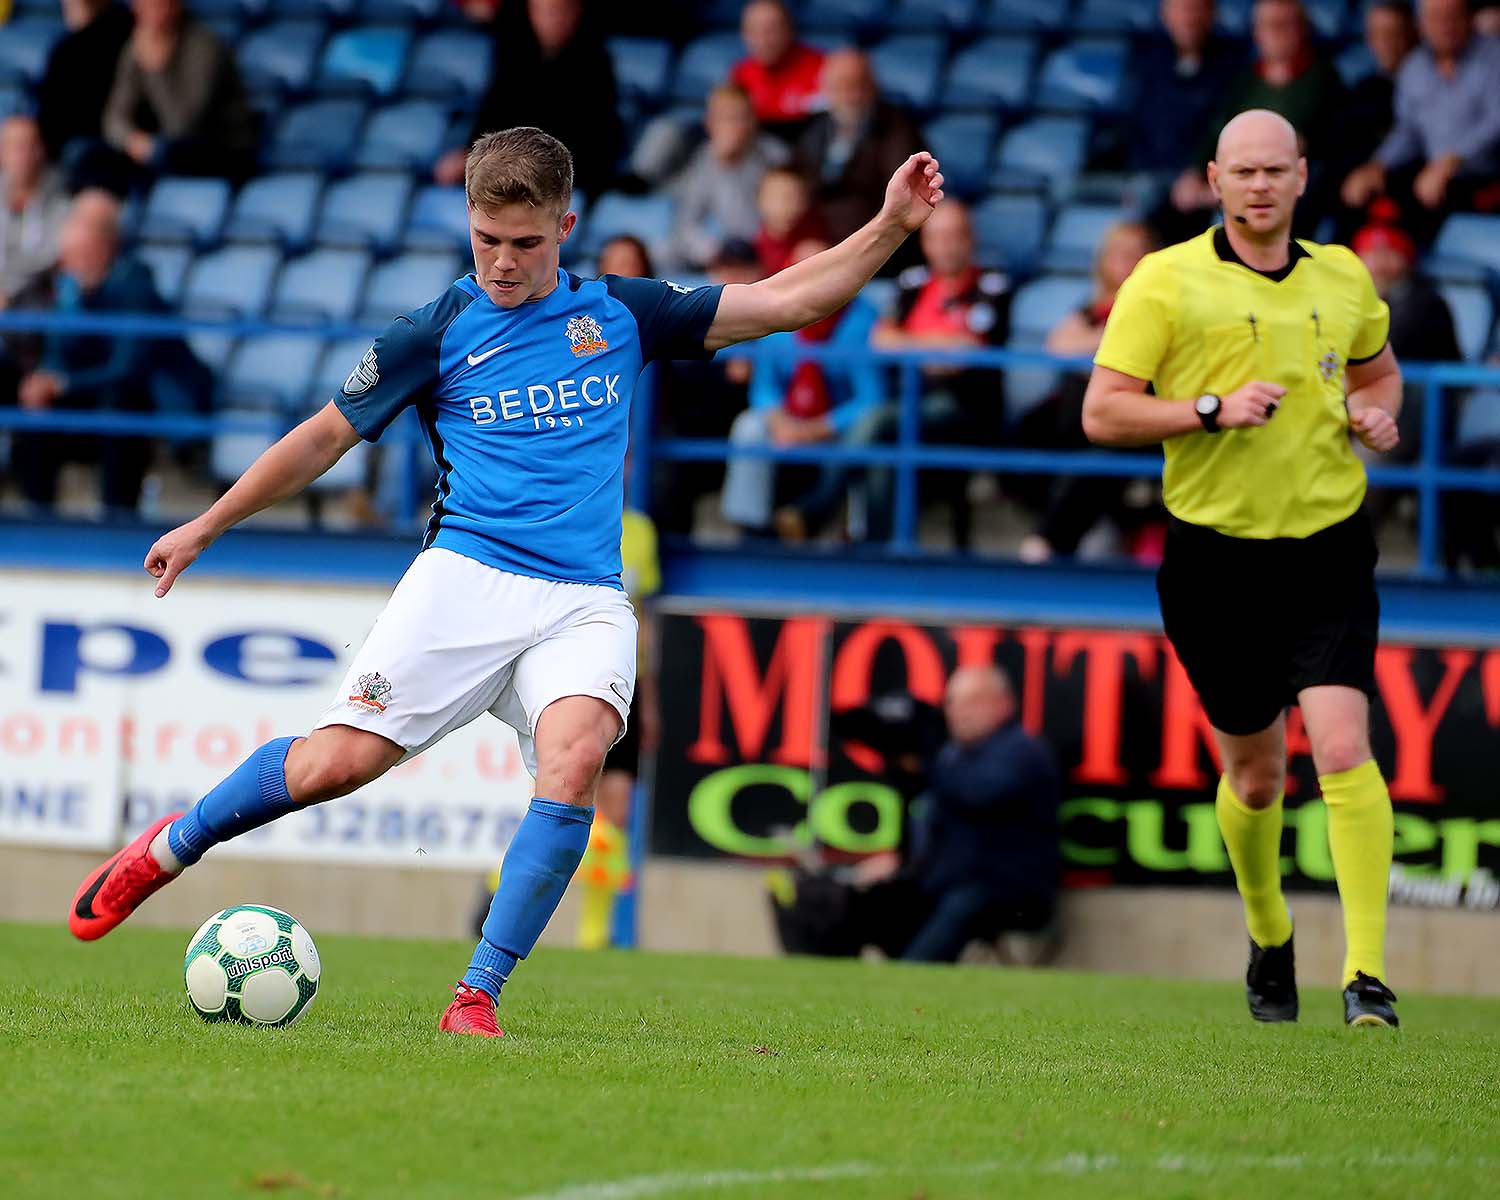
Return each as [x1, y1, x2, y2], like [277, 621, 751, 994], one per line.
[183, 904, 321, 1027]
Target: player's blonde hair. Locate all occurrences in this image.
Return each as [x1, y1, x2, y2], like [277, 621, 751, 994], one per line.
[465, 126, 574, 218]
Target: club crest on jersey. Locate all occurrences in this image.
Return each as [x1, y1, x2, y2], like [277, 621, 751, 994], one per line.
[566, 314, 608, 357]
[344, 345, 379, 395]
[348, 671, 392, 712]
[1319, 349, 1342, 381]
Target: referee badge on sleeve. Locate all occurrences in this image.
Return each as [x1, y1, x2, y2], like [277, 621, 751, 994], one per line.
[344, 346, 380, 396]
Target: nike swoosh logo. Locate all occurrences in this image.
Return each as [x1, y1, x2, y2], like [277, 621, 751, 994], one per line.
[609, 681, 630, 706]
[466, 342, 510, 366]
[74, 853, 122, 920]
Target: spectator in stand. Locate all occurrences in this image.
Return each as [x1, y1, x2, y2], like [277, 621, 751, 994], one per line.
[1168, 0, 1345, 239]
[0, 117, 69, 310]
[794, 49, 924, 269]
[868, 200, 1012, 547]
[730, 0, 826, 140]
[434, 0, 620, 200]
[10, 190, 164, 517]
[670, 82, 789, 272]
[76, 0, 257, 191]
[1477, 0, 1500, 35]
[1121, 0, 1247, 205]
[1341, 0, 1500, 245]
[753, 165, 823, 276]
[654, 239, 760, 536]
[1340, 1, 1420, 174]
[36, 0, 134, 169]
[720, 238, 880, 539]
[596, 234, 653, 279]
[1017, 221, 1158, 564]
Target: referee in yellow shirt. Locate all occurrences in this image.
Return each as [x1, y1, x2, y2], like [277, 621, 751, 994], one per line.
[1083, 110, 1404, 1027]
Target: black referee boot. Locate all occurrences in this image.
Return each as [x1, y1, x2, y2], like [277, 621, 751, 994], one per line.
[1245, 933, 1298, 1022]
[1343, 972, 1399, 1028]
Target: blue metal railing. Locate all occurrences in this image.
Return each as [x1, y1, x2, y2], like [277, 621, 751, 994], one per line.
[2, 310, 1498, 578]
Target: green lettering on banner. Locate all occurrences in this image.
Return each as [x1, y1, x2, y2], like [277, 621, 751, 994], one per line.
[1391, 813, 1439, 875]
[1439, 818, 1500, 881]
[688, 764, 810, 857]
[1125, 800, 1192, 872]
[1288, 801, 1335, 881]
[1059, 797, 1122, 866]
[1181, 802, 1231, 873]
[809, 782, 902, 853]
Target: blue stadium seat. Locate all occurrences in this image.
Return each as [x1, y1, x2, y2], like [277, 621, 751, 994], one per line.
[262, 0, 357, 21]
[1303, 0, 1353, 40]
[1073, 0, 1157, 34]
[180, 246, 281, 318]
[211, 412, 291, 486]
[318, 26, 412, 99]
[403, 184, 470, 252]
[1044, 203, 1124, 271]
[923, 113, 999, 200]
[1004, 274, 1093, 418]
[1034, 38, 1127, 111]
[265, 99, 368, 170]
[942, 36, 1038, 110]
[406, 30, 493, 102]
[1215, 0, 1252, 33]
[198, 12, 243, 45]
[361, 252, 462, 321]
[354, 100, 450, 171]
[0, 19, 62, 87]
[888, 0, 981, 32]
[136, 177, 231, 247]
[136, 244, 193, 308]
[861, 277, 899, 317]
[362, 0, 446, 21]
[993, 115, 1091, 196]
[1437, 283, 1495, 362]
[225, 172, 325, 250]
[575, 192, 675, 260]
[273, 248, 373, 322]
[237, 20, 327, 95]
[1336, 43, 1375, 87]
[314, 173, 413, 252]
[800, 0, 889, 33]
[0, 86, 30, 120]
[315, 337, 377, 404]
[608, 37, 675, 108]
[970, 192, 1050, 273]
[1433, 214, 1500, 277]
[671, 32, 743, 103]
[220, 333, 328, 410]
[1455, 390, 1500, 453]
[980, 0, 1075, 32]
[868, 35, 946, 111]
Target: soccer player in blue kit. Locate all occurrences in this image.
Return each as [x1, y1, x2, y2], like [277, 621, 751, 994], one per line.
[69, 127, 946, 1036]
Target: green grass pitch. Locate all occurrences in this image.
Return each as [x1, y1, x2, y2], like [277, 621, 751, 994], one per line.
[2, 920, 1497, 1200]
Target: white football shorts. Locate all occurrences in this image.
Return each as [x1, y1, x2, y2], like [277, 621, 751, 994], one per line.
[314, 547, 636, 775]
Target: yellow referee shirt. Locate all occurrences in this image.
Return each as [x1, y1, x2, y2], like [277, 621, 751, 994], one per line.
[1094, 226, 1390, 539]
[620, 508, 661, 602]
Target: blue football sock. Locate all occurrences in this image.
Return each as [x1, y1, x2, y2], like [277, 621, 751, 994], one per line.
[167, 737, 300, 867]
[464, 798, 593, 1000]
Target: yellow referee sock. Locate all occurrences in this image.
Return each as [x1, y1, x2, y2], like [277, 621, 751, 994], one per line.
[1320, 759, 1393, 986]
[1216, 776, 1293, 949]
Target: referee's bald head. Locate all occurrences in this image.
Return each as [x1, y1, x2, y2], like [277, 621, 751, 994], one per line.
[1215, 109, 1301, 164]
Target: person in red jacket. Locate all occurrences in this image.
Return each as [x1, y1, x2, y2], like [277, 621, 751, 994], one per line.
[730, 0, 825, 138]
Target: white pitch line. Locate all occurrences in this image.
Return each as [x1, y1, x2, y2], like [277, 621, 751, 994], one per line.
[515, 1151, 1494, 1200]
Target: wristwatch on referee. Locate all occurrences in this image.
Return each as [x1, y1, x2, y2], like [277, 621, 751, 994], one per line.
[1194, 393, 1222, 432]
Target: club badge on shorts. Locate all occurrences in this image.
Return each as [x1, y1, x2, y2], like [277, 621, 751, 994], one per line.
[348, 671, 393, 712]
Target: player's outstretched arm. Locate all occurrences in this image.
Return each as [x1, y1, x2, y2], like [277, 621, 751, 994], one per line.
[144, 401, 362, 597]
[703, 152, 944, 351]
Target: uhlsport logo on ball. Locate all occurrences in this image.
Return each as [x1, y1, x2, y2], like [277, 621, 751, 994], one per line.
[183, 905, 321, 1026]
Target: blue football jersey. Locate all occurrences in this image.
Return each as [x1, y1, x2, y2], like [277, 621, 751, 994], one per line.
[334, 270, 723, 588]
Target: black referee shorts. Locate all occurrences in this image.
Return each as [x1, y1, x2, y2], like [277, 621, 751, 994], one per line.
[1156, 508, 1380, 736]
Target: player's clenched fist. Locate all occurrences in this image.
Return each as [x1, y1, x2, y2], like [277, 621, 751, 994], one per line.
[144, 518, 212, 597]
[1220, 380, 1288, 428]
[1349, 405, 1399, 453]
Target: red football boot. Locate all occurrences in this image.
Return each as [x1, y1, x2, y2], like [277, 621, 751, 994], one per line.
[439, 982, 505, 1038]
[68, 813, 183, 941]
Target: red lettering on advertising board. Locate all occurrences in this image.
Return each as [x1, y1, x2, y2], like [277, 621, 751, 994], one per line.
[1151, 645, 1220, 790]
[953, 625, 1003, 670]
[688, 614, 828, 767]
[1482, 650, 1500, 728]
[1283, 708, 1310, 795]
[829, 621, 946, 772]
[1053, 631, 1158, 785]
[1375, 645, 1474, 803]
[1016, 627, 1050, 734]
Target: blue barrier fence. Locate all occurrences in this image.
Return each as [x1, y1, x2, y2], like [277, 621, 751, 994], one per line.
[2, 309, 1498, 579]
